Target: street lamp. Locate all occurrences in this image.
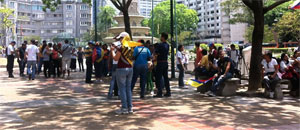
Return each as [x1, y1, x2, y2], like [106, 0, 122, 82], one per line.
[94, 0, 97, 42]
[170, 0, 175, 79]
[151, 0, 154, 44]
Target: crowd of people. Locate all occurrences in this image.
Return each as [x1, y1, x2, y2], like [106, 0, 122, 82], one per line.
[3, 31, 300, 114]
[5, 39, 90, 80]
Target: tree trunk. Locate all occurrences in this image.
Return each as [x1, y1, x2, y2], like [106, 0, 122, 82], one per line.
[248, 1, 264, 91]
[123, 9, 132, 39]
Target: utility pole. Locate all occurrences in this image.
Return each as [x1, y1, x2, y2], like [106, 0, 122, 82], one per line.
[151, 0, 154, 44]
[170, 0, 175, 79]
[94, 0, 97, 42]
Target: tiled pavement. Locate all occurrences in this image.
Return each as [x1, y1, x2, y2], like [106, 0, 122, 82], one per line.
[0, 66, 299, 130]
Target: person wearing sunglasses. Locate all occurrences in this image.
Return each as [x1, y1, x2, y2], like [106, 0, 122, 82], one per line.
[261, 52, 280, 98]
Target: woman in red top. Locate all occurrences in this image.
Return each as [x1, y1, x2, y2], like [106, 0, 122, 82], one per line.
[111, 32, 133, 115]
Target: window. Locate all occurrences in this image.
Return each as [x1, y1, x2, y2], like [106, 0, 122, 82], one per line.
[66, 29, 73, 33]
[54, 14, 57, 17]
[211, 30, 214, 33]
[41, 30, 45, 34]
[32, 30, 35, 33]
[211, 17, 214, 20]
[80, 29, 87, 34]
[66, 5, 72, 10]
[52, 22, 58, 25]
[80, 21, 89, 26]
[19, 4, 26, 9]
[66, 20, 73, 26]
[9, 2, 15, 8]
[80, 14, 88, 18]
[217, 23, 219, 26]
[66, 13, 72, 18]
[81, 5, 88, 10]
[47, 30, 51, 33]
[52, 30, 58, 34]
[211, 24, 214, 27]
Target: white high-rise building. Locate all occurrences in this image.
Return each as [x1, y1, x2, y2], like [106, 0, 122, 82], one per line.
[178, 0, 247, 44]
[138, 0, 165, 18]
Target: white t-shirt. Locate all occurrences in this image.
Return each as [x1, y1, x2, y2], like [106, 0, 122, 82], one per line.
[280, 61, 291, 72]
[230, 50, 239, 63]
[26, 44, 39, 61]
[176, 51, 184, 65]
[7, 45, 14, 55]
[261, 59, 278, 73]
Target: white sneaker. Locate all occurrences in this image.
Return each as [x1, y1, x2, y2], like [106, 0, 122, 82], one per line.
[270, 92, 274, 98]
[205, 91, 212, 95]
[115, 108, 128, 115]
[205, 91, 216, 97]
[128, 108, 134, 114]
[182, 86, 189, 89]
[150, 91, 154, 96]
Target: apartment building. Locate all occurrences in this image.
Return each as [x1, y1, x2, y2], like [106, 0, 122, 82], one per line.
[178, 0, 247, 44]
[138, 0, 165, 18]
[1, 0, 92, 46]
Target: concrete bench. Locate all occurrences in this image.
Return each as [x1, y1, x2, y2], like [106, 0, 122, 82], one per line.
[217, 78, 240, 96]
[263, 79, 290, 100]
[279, 79, 292, 90]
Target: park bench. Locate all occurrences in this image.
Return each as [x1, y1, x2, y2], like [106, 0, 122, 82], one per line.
[264, 79, 291, 100]
[217, 78, 240, 96]
[197, 76, 240, 96]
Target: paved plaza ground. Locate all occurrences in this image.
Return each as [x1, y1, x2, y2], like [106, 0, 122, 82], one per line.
[0, 58, 299, 130]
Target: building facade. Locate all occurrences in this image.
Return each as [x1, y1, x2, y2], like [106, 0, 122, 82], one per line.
[178, 0, 247, 44]
[138, 0, 165, 18]
[1, 0, 91, 46]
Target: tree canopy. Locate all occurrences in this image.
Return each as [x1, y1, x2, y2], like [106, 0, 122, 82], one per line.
[0, 5, 15, 45]
[222, 0, 293, 26]
[148, 0, 198, 38]
[245, 25, 276, 43]
[275, 10, 300, 42]
[83, 6, 116, 42]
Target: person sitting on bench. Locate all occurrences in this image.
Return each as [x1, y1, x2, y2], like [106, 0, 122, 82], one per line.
[206, 50, 235, 97]
[261, 52, 280, 99]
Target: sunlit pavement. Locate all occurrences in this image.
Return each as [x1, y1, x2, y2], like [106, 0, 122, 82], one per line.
[0, 66, 299, 130]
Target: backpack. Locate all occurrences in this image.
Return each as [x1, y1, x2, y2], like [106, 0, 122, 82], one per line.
[92, 47, 104, 63]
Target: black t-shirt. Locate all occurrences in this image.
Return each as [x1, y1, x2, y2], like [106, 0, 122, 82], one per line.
[218, 57, 234, 75]
[19, 47, 25, 59]
[77, 51, 83, 59]
[155, 42, 169, 62]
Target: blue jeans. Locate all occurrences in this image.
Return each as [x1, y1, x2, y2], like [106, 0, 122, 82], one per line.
[131, 64, 148, 97]
[210, 73, 233, 93]
[38, 58, 43, 74]
[177, 64, 184, 86]
[27, 61, 37, 79]
[116, 68, 133, 110]
[108, 64, 118, 97]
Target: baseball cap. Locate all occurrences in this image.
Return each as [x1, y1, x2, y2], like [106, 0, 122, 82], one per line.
[116, 32, 129, 39]
[88, 41, 95, 45]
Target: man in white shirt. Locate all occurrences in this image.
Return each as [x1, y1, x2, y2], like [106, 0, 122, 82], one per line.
[176, 45, 187, 88]
[25, 40, 40, 80]
[228, 44, 239, 69]
[7, 41, 16, 78]
[61, 40, 73, 78]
